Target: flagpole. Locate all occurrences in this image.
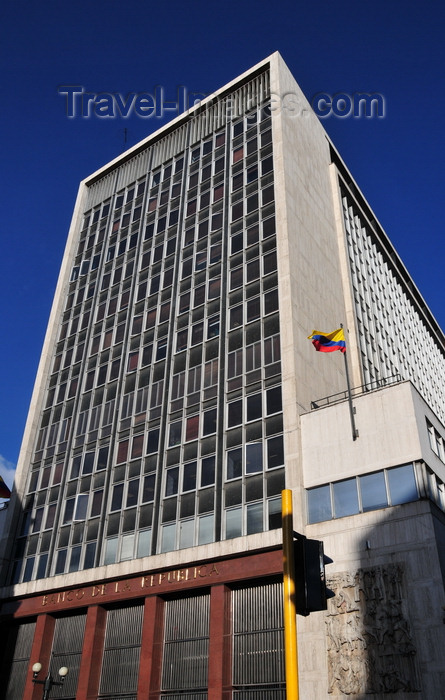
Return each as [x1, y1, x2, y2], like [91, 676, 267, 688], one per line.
[341, 324, 358, 441]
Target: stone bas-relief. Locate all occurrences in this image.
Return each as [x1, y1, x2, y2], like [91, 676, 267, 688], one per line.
[326, 564, 420, 695]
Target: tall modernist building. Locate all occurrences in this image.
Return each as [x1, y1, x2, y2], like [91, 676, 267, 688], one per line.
[1, 53, 445, 699]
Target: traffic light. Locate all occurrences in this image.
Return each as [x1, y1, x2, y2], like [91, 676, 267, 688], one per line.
[293, 534, 334, 616]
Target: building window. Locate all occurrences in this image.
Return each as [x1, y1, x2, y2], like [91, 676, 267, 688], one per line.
[387, 464, 418, 504]
[307, 464, 419, 523]
[267, 435, 284, 468]
[427, 419, 445, 462]
[117, 439, 129, 463]
[74, 494, 88, 521]
[203, 408, 217, 435]
[246, 442, 263, 473]
[247, 394, 262, 422]
[228, 400, 243, 427]
[233, 146, 244, 163]
[360, 472, 387, 512]
[169, 421, 182, 447]
[111, 484, 124, 511]
[201, 456, 215, 486]
[333, 479, 359, 518]
[165, 468, 179, 497]
[227, 448, 242, 480]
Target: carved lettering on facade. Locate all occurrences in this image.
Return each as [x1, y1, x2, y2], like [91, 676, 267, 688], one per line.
[42, 589, 85, 606]
[41, 563, 220, 606]
[91, 584, 107, 597]
[326, 564, 420, 695]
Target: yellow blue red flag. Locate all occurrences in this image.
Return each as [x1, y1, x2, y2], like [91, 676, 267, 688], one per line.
[308, 328, 346, 354]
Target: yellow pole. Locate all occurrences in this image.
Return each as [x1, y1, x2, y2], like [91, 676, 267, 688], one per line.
[282, 489, 299, 699]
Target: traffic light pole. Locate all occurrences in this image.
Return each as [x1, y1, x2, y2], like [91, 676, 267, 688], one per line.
[281, 489, 299, 700]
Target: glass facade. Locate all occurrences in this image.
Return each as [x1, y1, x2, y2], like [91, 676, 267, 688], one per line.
[9, 71, 284, 584]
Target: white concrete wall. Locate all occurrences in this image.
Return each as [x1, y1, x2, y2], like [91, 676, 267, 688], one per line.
[302, 501, 445, 699]
[270, 53, 350, 529]
[300, 381, 432, 487]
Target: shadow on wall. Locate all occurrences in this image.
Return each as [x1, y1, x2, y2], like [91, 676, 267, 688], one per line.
[321, 503, 445, 699]
[325, 562, 421, 697]
[0, 495, 31, 700]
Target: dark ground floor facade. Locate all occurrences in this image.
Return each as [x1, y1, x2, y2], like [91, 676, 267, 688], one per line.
[0, 548, 286, 700]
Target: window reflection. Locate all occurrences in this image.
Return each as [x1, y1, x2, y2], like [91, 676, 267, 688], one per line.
[387, 464, 418, 505]
[307, 464, 419, 524]
[307, 485, 332, 523]
[361, 472, 387, 512]
[333, 479, 359, 518]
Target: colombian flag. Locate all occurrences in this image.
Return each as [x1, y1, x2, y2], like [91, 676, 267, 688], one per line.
[0, 475, 11, 499]
[308, 328, 346, 354]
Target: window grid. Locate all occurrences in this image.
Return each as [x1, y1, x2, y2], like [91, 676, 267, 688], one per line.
[12, 96, 281, 581]
[342, 192, 445, 423]
[307, 463, 420, 523]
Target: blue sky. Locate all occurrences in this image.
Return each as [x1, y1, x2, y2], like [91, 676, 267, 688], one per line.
[1, 0, 444, 492]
